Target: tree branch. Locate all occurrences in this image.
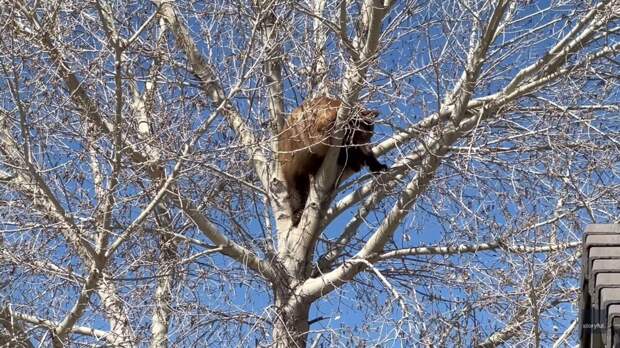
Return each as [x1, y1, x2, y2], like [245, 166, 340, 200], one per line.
[52, 267, 102, 346]
[378, 241, 580, 260]
[155, 0, 271, 189]
[1, 308, 111, 343]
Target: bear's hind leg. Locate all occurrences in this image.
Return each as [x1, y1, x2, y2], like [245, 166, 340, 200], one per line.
[290, 174, 310, 226]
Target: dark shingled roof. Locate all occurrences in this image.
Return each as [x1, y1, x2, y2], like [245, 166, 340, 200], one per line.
[580, 224, 620, 348]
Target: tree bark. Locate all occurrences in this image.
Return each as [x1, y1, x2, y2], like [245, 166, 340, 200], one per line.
[271, 295, 310, 348]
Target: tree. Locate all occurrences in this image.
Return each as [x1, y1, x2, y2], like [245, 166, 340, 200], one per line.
[0, 0, 618, 346]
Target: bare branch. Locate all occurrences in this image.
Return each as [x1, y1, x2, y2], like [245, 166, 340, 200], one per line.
[155, 0, 271, 189]
[2, 308, 111, 343]
[378, 240, 580, 260]
[52, 267, 101, 346]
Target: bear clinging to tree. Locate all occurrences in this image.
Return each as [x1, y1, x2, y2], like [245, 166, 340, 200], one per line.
[278, 96, 387, 225]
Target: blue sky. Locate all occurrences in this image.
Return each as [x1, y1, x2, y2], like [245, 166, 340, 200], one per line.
[1, 0, 618, 346]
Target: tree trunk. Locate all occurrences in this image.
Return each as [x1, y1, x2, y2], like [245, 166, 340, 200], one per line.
[272, 306, 310, 348]
[272, 291, 310, 348]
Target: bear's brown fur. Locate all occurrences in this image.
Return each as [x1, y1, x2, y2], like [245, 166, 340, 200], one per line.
[278, 96, 387, 225]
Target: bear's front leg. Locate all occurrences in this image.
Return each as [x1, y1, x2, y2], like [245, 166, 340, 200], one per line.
[361, 146, 387, 172]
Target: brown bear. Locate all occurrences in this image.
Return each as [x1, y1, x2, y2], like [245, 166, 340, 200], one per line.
[278, 96, 387, 225]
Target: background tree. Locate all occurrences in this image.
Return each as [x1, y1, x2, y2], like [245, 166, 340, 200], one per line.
[0, 0, 618, 346]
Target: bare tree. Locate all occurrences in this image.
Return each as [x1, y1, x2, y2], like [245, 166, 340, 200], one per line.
[0, 0, 618, 346]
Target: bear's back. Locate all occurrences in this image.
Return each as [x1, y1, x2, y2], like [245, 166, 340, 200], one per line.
[288, 96, 341, 141]
[278, 97, 341, 173]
